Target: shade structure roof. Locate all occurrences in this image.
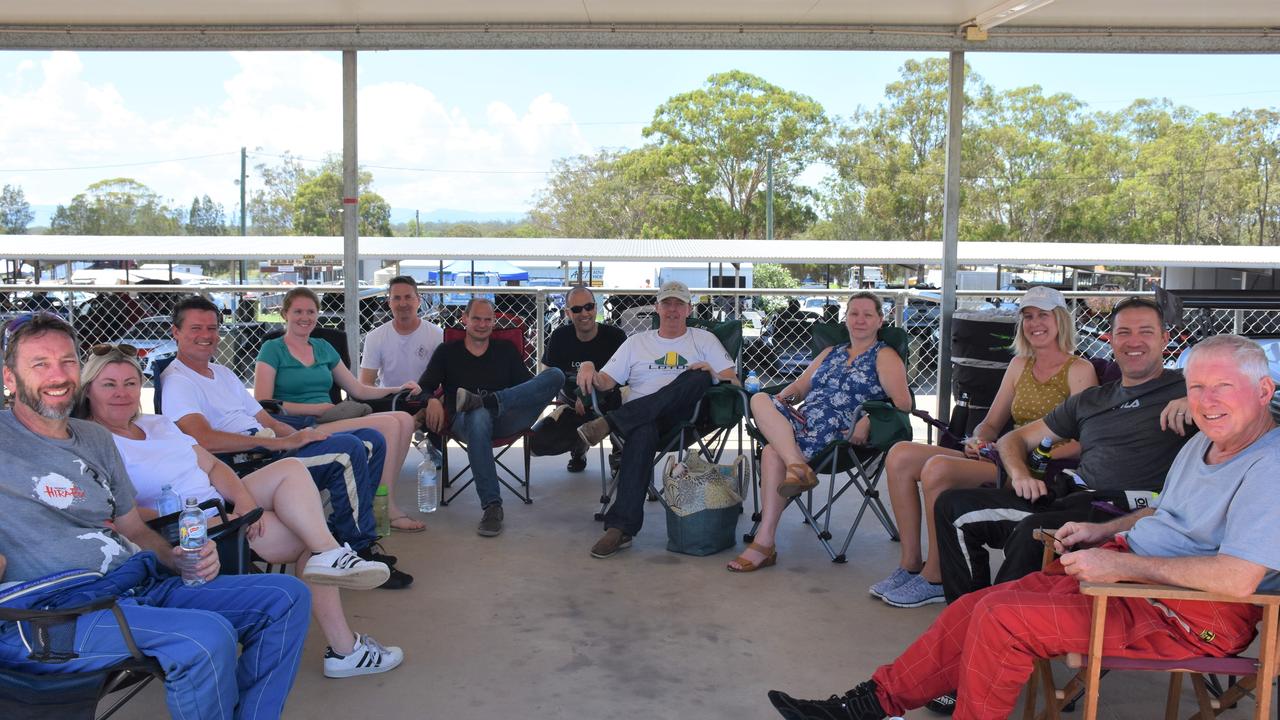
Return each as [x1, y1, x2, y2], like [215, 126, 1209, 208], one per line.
[6, 236, 1278, 270]
[2, 1, 1277, 52]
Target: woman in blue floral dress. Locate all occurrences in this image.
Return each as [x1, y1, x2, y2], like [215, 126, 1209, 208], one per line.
[728, 292, 911, 572]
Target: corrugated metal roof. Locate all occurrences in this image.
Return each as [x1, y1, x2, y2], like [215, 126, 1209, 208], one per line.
[5, 236, 1278, 269]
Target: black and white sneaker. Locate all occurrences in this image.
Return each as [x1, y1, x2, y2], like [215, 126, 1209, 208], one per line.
[302, 544, 389, 590]
[768, 680, 886, 719]
[323, 633, 404, 678]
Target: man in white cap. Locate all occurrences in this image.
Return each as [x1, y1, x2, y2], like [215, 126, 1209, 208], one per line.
[576, 280, 737, 558]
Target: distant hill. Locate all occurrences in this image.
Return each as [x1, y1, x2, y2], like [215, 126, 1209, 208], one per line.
[389, 208, 527, 224]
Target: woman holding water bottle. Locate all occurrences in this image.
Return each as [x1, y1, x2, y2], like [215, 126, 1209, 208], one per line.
[77, 344, 405, 678]
[731, 292, 912, 573]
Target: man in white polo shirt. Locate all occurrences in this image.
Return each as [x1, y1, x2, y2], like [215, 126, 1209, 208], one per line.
[576, 280, 738, 559]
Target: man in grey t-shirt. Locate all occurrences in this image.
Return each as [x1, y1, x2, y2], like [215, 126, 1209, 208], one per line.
[0, 312, 310, 719]
[932, 298, 1195, 603]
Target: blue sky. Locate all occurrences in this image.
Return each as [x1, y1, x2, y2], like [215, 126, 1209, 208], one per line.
[2, 50, 1278, 222]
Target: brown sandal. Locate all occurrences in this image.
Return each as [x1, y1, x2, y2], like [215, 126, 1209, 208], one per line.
[727, 542, 777, 573]
[778, 463, 819, 498]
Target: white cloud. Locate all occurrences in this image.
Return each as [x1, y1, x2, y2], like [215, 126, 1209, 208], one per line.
[0, 51, 594, 219]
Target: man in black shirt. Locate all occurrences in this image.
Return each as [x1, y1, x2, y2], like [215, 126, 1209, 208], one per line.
[419, 298, 563, 536]
[531, 286, 627, 472]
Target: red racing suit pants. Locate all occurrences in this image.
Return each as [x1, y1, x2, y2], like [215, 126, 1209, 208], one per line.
[870, 545, 1261, 720]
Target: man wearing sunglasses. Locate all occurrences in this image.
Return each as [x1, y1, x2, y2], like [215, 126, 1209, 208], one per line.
[531, 286, 626, 472]
[0, 313, 310, 719]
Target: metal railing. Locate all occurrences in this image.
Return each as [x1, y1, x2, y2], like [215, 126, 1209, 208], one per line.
[4, 284, 1277, 405]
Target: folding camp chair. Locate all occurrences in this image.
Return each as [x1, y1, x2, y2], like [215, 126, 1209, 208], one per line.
[1022, 531, 1280, 720]
[0, 504, 263, 720]
[434, 321, 538, 506]
[591, 319, 749, 521]
[743, 323, 914, 563]
[0, 594, 162, 720]
[146, 499, 265, 575]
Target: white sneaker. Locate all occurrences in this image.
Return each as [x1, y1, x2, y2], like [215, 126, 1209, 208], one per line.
[323, 633, 404, 678]
[302, 544, 389, 591]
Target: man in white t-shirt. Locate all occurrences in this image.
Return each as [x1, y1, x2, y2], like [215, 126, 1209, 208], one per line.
[359, 275, 444, 397]
[158, 296, 413, 589]
[576, 280, 737, 558]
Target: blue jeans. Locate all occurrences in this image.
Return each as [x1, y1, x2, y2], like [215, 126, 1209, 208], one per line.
[0, 572, 311, 720]
[451, 368, 564, 508]
[280, 428, 385, 553]
[603, 369, 713, 536]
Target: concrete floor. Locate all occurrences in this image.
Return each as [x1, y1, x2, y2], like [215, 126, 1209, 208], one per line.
[107, 436, 1267, 720]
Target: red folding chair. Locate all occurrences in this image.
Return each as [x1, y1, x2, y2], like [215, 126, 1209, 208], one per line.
[435, 320, 536, 506]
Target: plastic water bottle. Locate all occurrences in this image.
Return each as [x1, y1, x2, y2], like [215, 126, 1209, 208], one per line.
[156, 484, 181, 518]
[417, 443, 440, 514]
[1027, 436, 1054, 479]
[374, 485, 391, 537]
[177, 497, 208, 587]
[744, 370, 761, 394]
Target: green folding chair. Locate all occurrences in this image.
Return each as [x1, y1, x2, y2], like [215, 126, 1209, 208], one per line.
[744, 323, 913, 562]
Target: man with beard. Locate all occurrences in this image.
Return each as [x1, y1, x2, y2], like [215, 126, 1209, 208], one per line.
[0, 312, 310, 720]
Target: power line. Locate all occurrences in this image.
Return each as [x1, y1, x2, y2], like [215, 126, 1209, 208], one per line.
[0, 151, 239, 173]
[247, 150, 551, 175]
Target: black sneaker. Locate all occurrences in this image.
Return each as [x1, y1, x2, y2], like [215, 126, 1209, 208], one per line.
[456, 387, 485, 413]
[377, 566, 414, 590]
[567, 453, 587, 473]
[926, 692, 956, 715]
[768, 681, 885, 720]
[477, 503, 504, 537]
[355, 543, 398, 567]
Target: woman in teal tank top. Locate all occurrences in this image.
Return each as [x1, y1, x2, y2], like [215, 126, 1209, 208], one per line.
[254, 287, 425, 532]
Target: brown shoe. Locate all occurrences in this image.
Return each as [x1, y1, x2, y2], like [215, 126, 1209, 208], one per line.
[577, 416, 611, 447]
[777, 463, 819, 498]
[590, 528, 632, 559]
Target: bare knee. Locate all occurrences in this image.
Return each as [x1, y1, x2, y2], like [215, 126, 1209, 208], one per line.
[920, 456, 957, 494]
[886, 442, 924, 484]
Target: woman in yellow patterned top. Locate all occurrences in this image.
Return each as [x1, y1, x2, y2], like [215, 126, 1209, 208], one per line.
[870, 286, 1098, 607]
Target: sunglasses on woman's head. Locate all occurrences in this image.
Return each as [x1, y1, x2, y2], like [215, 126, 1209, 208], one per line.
[90, 343, 139, 358]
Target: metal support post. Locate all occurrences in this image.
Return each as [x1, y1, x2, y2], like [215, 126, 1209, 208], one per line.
[341, 51, 360, 361]
[937, 50, 965, 423]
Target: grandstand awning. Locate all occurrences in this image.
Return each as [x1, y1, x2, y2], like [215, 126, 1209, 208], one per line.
[2, 0, 1278, 52]
[7, 237, 1279, 270]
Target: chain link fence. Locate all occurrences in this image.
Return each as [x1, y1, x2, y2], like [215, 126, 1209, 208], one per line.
[4, 284, 1278, 395]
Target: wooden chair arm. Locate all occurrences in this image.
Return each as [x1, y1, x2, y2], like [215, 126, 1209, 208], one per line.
[1080, 581, 1280, 606]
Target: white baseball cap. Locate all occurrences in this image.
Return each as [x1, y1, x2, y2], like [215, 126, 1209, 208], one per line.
[656, 280, 692, 304]
[1018, 286, 1067, 311]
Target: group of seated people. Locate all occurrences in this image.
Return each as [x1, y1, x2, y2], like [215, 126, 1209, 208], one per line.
[2, 276, 1277, 720]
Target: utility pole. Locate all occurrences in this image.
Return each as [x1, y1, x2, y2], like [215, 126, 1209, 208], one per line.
[766, 149, 774, 242]
[415, 209, 421, 237]
[239, 147, 248, 283]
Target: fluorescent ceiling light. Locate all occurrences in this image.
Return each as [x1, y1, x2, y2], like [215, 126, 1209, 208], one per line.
[972, 0, 1055, 30]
